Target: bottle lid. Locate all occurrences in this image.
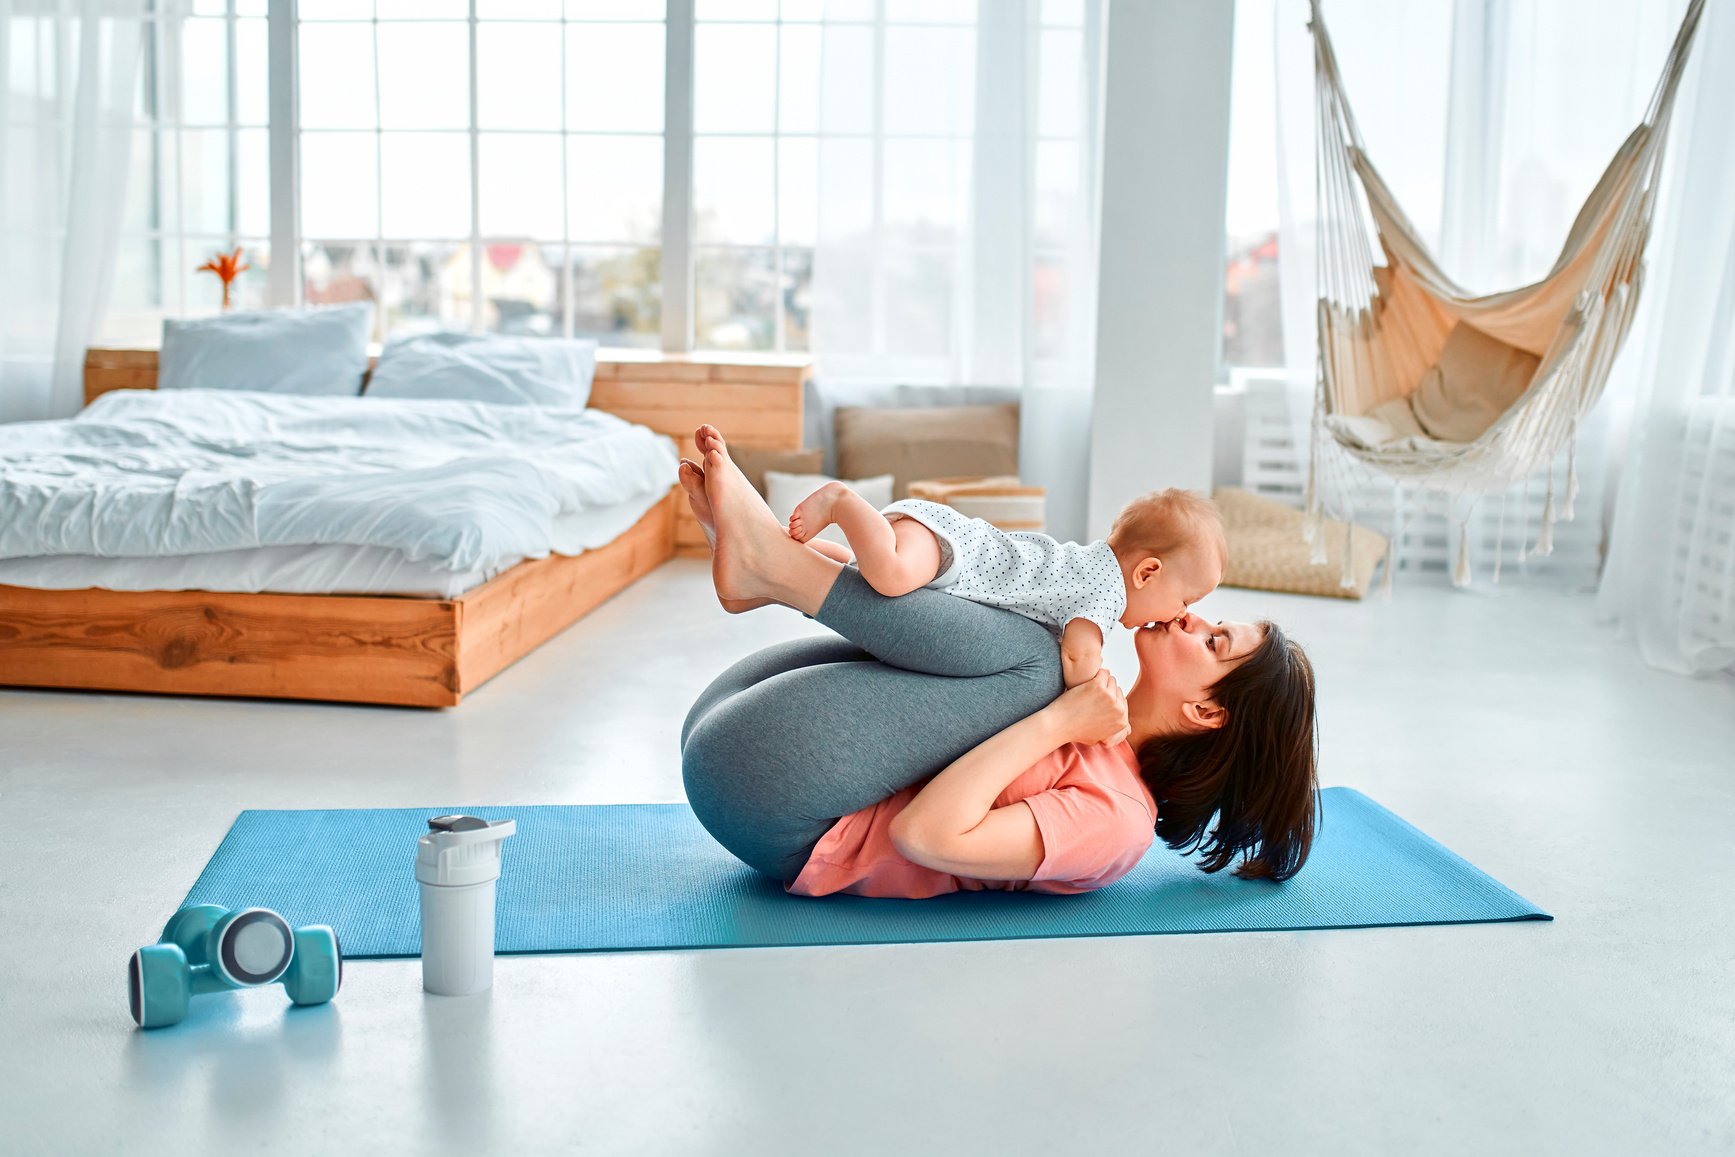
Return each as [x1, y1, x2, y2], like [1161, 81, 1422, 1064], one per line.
[415, 816, 515, 887]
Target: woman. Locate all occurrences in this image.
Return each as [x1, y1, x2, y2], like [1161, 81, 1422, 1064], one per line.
[678, 425, 1318, 897]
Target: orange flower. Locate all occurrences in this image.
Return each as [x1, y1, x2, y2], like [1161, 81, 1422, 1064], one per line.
[196, 246, 252, 310]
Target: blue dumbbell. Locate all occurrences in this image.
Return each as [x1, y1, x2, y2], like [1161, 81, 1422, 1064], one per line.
[128, 905, 343, 1029]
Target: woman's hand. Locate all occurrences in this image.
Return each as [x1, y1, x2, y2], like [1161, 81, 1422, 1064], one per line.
[1053, 670, 1130, 747]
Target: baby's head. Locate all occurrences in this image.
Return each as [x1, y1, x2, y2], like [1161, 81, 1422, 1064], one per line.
[1106, 489, 1225, 627]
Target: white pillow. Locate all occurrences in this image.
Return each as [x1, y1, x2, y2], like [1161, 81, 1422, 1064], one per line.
[158, 304, 373, 395]
[365, 332, 598, 407]
[763, 471, 895, 549]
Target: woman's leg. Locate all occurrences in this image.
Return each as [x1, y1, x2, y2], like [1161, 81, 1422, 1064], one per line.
[682, 580, 1062, 882]
[681, 635, 869, 748]
[804, 538, 855, 565]
[813, 566, 1062, 678]
[688, 425, 1052, 677]
[679, 423, 1063, 881]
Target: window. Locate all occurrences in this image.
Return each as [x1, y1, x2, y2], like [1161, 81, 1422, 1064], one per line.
[1030, 0, 1096, 373]
[1221, 0, 1281, 371]
[106, 0, 272, 344]
[296, 0, 665, 345]
[687, 0, 832, 351]
[799, 0, 981, 371]
[103, 0, 1099, 361]
[753, 0, 1100, 383]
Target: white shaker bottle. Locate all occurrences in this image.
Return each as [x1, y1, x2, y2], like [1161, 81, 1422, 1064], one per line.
[416, 815, 516, 996]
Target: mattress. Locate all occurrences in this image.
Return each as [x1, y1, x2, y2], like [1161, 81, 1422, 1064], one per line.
[0, 487, 668, 598]
[0, 388, 677, 568]
[0, 388, 680, 595]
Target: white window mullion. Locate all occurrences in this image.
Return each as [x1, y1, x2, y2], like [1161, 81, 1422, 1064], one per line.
[267, 0, 299, 307]
[370, 9, 384, 335]
[560, 7, 573, 340]
[147, 20, 177, 318]
[869, 0, 887, 359]
[1076, 0, 1105, 383]
[771, 9, 785, 354]
[661, 0, 696, 352]
[166, 12, 187, 316]
[225, 1, 239, 247]
[468, 0, 482, 333]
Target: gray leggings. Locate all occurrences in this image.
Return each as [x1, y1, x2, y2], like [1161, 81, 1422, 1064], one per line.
[680, 567, 1064, 884]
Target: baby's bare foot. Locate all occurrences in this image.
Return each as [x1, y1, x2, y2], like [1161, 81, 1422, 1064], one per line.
[788, 480, 850, 544]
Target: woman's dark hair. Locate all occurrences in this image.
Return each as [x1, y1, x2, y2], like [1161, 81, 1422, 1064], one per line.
[1136, 621, 1319, 882]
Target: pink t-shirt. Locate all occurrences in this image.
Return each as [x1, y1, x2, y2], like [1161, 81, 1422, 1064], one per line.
[786, 741, 1157, 899]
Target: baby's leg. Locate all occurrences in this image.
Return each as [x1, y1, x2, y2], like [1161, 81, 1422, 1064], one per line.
[788, 481, 869, 545]
[789, 482, 939, 596]
[865, 519, 943, 596]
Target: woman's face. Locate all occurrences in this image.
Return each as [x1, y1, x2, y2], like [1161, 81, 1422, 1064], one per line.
[1126, 613, 1265, 738]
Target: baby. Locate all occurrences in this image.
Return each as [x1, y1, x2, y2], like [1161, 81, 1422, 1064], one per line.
[789, 482, 1226, 688]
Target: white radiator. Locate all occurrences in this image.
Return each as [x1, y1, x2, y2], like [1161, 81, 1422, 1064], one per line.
[1240, 379, 1607, 587]
[1676, 397, 1735, 654]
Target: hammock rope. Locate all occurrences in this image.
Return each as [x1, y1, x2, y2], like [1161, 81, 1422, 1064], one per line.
[1303, 0, 1706, 586]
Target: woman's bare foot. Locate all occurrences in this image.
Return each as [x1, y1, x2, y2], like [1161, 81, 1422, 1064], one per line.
[678, 457, 772, 613]
[788, 480, 851, 544]
[694, 423, 816, 609]
[677, 459, 715, 549]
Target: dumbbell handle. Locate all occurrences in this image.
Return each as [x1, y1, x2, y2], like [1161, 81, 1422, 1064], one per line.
[188, 964, 241, 996]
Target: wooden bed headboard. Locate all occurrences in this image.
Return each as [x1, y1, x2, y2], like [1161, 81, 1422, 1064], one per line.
[84, 347, 811, 557]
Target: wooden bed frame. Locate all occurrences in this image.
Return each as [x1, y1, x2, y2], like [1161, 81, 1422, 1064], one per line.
[0, 348, 808, 707]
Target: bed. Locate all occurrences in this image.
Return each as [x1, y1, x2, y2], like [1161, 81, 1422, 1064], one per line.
[0, 348, 807, 707]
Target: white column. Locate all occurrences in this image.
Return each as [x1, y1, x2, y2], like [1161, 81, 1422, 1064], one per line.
[1087, 0, 1235, 537]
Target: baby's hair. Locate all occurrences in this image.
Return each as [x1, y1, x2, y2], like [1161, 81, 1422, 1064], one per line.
[1106, 488, 1224, 563]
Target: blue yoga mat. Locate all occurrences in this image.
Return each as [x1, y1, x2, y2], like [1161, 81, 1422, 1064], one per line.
[179, 787, 1548, 956]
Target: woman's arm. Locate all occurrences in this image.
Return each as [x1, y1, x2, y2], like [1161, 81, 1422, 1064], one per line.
[888, 672, 1128, 880]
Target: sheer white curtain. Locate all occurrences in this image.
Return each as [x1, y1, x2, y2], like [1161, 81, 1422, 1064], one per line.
[1273, 0, 1692, 586]
[1, 0, 145, 422]
[808, 0, 1103, 541]
[1597, 0, 1735, 677]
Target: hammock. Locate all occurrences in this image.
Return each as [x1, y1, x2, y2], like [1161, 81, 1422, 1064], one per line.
[1304, 0, 1706, 585]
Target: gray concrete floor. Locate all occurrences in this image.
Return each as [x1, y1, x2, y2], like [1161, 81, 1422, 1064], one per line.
[2, 559, 1732, 1156]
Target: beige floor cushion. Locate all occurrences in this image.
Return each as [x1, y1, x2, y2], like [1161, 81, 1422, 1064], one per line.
[1213, 487, 1389, 600]
[836, 404, 1019, 500]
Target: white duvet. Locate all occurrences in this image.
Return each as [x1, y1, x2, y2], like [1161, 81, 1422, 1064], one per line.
[0, 389, 678, 571]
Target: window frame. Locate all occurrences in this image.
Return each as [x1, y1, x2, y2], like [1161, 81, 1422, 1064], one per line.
[262, 0, 702, 350]
[105, 0, 274, 344]
[279, 0, 673, 347]
[157, 0, 1096, 363]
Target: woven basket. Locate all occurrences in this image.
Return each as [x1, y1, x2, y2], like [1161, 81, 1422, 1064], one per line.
[906, 476, 1046, 532]
[1213, 486, 1388, 600]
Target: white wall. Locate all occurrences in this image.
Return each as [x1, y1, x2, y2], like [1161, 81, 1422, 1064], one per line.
[1087, 0, 1236, 537]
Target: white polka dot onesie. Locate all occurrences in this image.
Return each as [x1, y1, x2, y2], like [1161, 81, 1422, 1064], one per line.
[881, 499, 1126, 636]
